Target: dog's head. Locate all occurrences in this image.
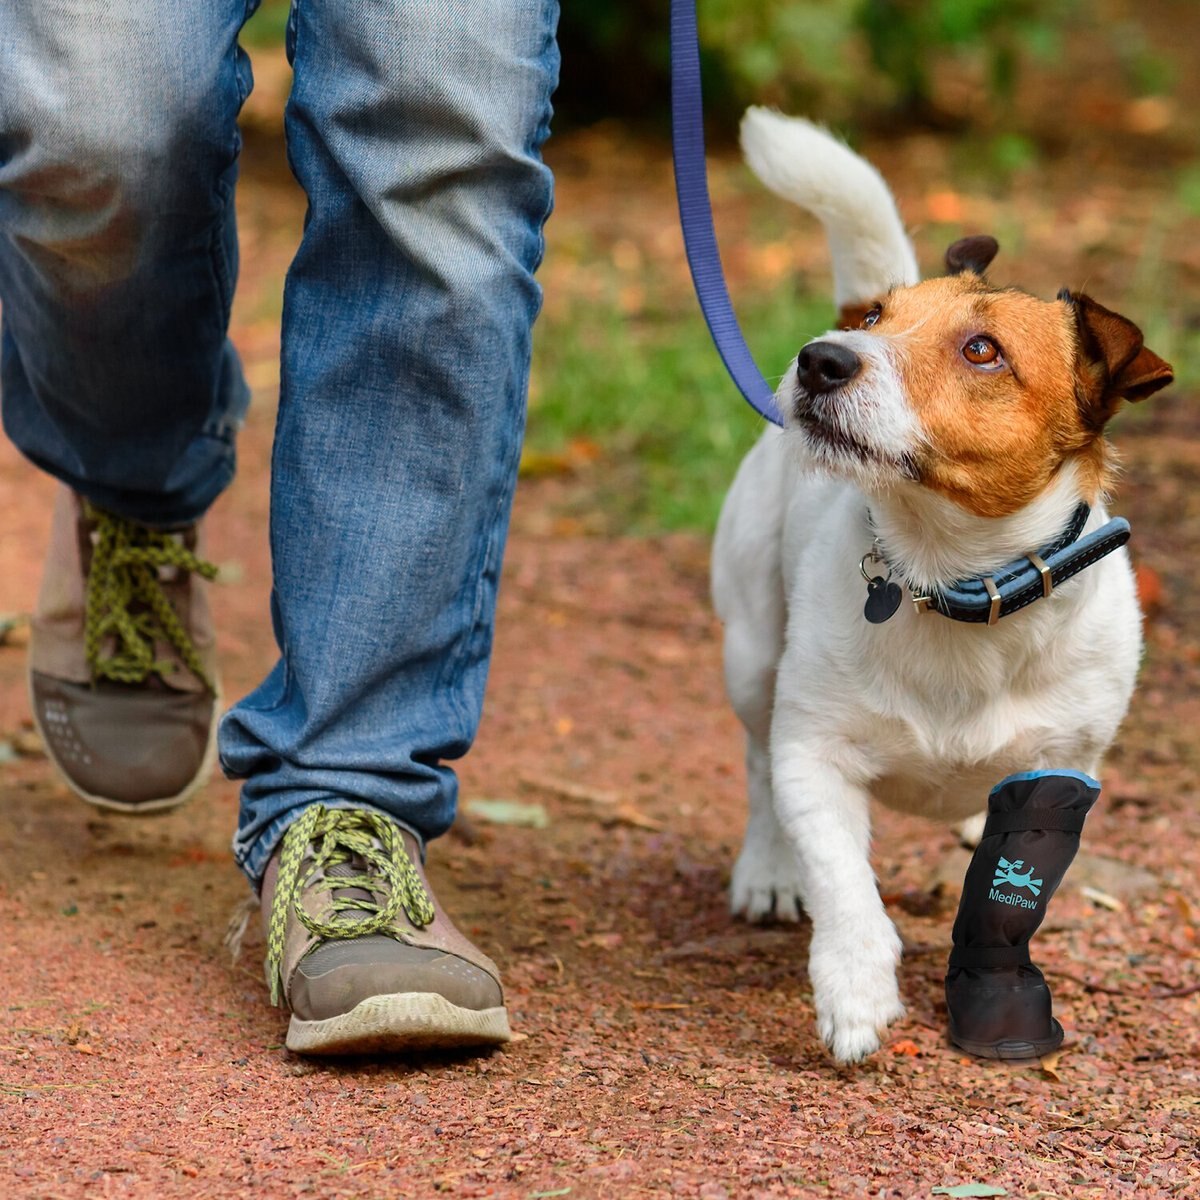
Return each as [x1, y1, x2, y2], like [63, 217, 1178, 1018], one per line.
[786, 237, 1173, 516]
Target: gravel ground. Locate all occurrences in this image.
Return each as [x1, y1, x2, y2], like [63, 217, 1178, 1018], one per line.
[2, 407, 1197, 1198]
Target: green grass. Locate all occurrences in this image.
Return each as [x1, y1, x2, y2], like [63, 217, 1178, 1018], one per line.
[527, 286, 832, 532]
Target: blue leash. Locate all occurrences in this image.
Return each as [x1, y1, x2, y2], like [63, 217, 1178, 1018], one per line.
[669, 0, 783, 427]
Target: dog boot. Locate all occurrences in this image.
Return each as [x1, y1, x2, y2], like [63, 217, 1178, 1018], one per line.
[945, 769, 1100, 1059]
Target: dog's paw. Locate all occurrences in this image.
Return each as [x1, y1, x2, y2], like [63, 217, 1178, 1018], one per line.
[730, 830, 805, 923]
[809, 918, 904, 1064]
[956, 810, 987, 849]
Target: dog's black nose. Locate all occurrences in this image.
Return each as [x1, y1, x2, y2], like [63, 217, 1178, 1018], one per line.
[796, 341, 861, 393]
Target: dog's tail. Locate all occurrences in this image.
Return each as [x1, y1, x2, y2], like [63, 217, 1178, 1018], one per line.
[740, 107, 919, 309]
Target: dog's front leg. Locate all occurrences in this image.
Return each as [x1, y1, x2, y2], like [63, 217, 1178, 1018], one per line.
[772, 741, 904, 1063]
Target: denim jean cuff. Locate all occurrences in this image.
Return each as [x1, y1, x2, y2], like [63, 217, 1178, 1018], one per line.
[40, 437, 238, 530]
[233, 796, 428, 889]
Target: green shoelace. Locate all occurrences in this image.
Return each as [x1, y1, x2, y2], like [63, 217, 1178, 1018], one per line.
[84, 506, 218, 690]
[266, 806, 436, 1006]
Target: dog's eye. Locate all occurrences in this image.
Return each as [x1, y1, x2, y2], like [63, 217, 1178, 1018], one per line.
[862, 306, 882, 329]
[963, 336, 1003, 368]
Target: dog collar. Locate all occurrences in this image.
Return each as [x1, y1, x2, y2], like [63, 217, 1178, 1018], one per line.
[862, 503, 1131, 626]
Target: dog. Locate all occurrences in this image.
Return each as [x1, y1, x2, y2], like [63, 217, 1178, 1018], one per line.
[711, 109, 1173, 1063]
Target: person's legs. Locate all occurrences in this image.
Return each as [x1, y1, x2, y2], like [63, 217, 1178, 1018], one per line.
[221, 0, 559, 876]
[218, 0, 559, 1052]
[1, 1, 254, 810]
[0, 0, 252, 524]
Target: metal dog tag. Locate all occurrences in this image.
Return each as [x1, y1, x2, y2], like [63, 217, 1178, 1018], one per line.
[864, 576, 903, 624]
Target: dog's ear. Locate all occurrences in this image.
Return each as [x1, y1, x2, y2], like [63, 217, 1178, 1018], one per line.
[945, 235, 999, 277]
[1065, 290, 1174, 426]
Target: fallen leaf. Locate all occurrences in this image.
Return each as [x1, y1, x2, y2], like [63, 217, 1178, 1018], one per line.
[890, 1038, 921, 1057]
[465, 799, 549, 829]
[1079, 885, 1124, 912]
[602, 802, 663, 832]
[519, 772, 618, 807]
[1040, 1050, 1064, 1081]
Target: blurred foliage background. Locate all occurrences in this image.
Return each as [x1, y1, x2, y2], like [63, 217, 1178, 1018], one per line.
[556, 0, 1082, 132]
[237, 0, 1199, 532]
[245, 0, 1178, 137]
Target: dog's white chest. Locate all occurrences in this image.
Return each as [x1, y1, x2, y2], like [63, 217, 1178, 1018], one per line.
[767, 479, 1142, 824]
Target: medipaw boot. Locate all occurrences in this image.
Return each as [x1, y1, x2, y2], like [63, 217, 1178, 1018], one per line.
[945, 769, 1100, 1059]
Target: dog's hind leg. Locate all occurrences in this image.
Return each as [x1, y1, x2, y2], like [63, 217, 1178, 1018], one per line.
[722, 612, 805, 923]
[730, 735, 806, 923]
[956, 811, 987, 848]
[713, 431, 805, 922]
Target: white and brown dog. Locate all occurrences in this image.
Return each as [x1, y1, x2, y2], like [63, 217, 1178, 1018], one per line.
[712, 109, 1173, 1063]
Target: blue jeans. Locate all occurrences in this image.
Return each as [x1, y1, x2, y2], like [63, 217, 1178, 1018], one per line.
[0, 0, 559, 882]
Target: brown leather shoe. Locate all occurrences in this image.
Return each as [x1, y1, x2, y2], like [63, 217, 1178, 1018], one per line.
[29, 487, 219, 814]
[262, 805, 511, 1055]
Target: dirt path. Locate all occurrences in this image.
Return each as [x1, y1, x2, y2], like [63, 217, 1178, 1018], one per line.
[2, 130, 1198, 1198]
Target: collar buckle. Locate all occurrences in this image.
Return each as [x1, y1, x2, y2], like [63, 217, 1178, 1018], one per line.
[1027, 552, 1053, 599]
[983, 576, 1002, 626]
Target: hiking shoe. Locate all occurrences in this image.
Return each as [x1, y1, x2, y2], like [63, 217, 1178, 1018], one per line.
[263, 805, 511, 1055]
[29, 486, 219, 814]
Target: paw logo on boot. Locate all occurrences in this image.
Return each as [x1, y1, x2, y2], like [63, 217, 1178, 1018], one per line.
[989, 857, 1043, 909]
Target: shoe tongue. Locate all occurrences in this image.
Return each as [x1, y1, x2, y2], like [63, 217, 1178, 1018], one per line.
[323, 856, 380, 921]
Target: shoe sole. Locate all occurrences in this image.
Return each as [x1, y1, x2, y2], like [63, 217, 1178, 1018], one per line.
[29, 672, 221, 817]
[286, 993, 512, 1055]
[949, 1018, 1064, 1060]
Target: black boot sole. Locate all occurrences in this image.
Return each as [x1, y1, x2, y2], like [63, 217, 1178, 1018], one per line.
[949, 1017, 1063, 1060]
